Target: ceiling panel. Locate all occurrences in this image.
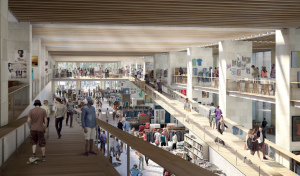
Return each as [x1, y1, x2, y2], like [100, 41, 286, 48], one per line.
[9, 0, 300, 28]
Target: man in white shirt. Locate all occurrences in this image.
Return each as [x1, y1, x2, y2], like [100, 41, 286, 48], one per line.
[257, 126, 268, 160]
[209, 103, 216, 129]
[109, 135, 115, 157]
[154, 130, 161, 147]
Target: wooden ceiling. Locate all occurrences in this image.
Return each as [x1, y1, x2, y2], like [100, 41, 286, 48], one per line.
[32, 24, 275, 61]
[207, 34, 275, 54]
[9, 0, 300, 28]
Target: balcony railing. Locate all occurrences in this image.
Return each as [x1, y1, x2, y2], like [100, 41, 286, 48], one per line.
[192, 76, 219, 89]
[172, 75, 187, 85]
[53, 71, 130, 79]
[227, 78, 276, 96]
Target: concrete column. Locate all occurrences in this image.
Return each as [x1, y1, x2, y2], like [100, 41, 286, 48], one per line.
[186, 48, 193, 99]
[167, 52, 171, 86]
[0, 0, 8, 126]
[275, 28, 300, 167]
[271, 48, 276, 66]
[219, 40, 253, 132]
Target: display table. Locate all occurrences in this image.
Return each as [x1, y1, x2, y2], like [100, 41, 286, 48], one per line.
[150, 124, 160, 131]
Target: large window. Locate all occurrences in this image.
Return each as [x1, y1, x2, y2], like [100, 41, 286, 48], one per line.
[58, 62, 77, 69]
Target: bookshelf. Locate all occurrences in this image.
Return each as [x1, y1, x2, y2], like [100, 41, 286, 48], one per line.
[184, 134, 208, 161]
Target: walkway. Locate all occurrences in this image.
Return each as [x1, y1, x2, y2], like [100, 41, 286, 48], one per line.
[131, 76, 297, 176]
[0, 113, 120, 176]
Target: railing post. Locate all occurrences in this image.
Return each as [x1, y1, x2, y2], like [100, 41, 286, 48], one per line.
[13, 92, 15, 118]
[127, 144, 130, 176]
[16, 129, 18, 155]
[24, 124, 26, 141]
[2, 138, 4, 171]
[21, 88, 23, 109]
[107, 131, 109, 165]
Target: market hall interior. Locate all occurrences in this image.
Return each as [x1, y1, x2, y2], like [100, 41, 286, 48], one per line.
[1, 0, 300, 176]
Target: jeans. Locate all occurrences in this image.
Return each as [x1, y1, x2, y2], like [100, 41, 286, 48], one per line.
[66, 111, 73, 127]
[216, 119, 220, 127]
[270, 76, 275, 90]
[145, 156, 149, 165]
[109, 146, 115, 156]
[263, 127, 267, 138]
[55, 117, 63, 135]
[139, 157, 144, 169]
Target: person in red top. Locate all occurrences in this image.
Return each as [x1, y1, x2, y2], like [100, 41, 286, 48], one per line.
[139, 124, 145, 132]
[163, 168, 172, 176]
[27, 100, 48, 161]
[143, 131, 147, 141]
[161, 128, 169, 146]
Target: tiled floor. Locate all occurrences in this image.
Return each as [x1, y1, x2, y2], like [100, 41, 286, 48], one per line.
[97, 97, 164, 176]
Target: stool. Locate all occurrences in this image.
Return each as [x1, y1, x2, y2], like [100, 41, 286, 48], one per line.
[214, 80, 218, 88]
[236, 82, 241, 91]
[245, 82, 250, 92]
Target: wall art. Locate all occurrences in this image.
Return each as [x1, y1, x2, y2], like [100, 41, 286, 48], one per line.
[202, 91, 209, 98]
[232, 60, 236, 67]
[246, 68, 250, 74]
[231, 68, 236, 75]
[291, 51, 300, 68]
[11, 63, 27, 78]
[241, 64, 246, 70]
[15, 50, 27, 62]
[292, 116, 300, 141]
[227, 64, 231, 70]
[246, 57, 251, 64]
[32, 56, 38, 67]
[45, 61, 48, 66]
[237, 69, 241, 76]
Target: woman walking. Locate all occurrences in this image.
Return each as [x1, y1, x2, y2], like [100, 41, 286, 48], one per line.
[114, 138, 121, 161]
[184, 98, 191, 123]
[41, 100, 51, 138]
[214, 115, 229, 147]
[55, 98, 66, 139]
[251, 129, 262, 161]
[106, 108, 109, 122]
[215, 106, 223, 128]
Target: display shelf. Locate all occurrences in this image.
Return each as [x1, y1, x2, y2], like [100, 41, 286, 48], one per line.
[184, 134, 208, 160]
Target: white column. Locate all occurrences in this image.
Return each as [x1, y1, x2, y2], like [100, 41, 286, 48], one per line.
[0, 0, 8, 126]
[186, 48, 193, 99]
[219, 40, 253, 132]
[276, 28, 300, 168]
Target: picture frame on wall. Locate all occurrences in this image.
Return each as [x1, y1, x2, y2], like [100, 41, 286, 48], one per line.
[202, 91, 209, 98]
[241, 64, 246, 70]
[237, 69, 241, 76]
[246, 57, 251, 64]
[232, 60, 236, 67]
[292, 116, 300, 141]
[15, 50, 27, 62]
[11, 63, 27, 78]
[32, 56, 38, 67]
[246, 68, 250, 74]
[291, 51, 300, 68]
[231, 68, 236, 75]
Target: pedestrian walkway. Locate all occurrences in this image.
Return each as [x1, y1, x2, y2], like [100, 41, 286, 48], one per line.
[0, 112, 120, 176]
[98, 97, 163, 176]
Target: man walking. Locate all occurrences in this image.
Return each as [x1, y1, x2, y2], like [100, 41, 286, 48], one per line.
[66, 98, 75, 127]
[124, 118, 130, 133]
[262, 118, 268, 138]
[27, 100, 47, 161]
[81, 96, 98, 156]
[157, 80, 163, 94]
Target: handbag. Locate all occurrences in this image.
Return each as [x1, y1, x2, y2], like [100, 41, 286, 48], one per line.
[155, 140, 159, 145]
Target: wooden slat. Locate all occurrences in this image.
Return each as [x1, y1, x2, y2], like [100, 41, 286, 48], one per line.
[8, 0, 300, 28]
